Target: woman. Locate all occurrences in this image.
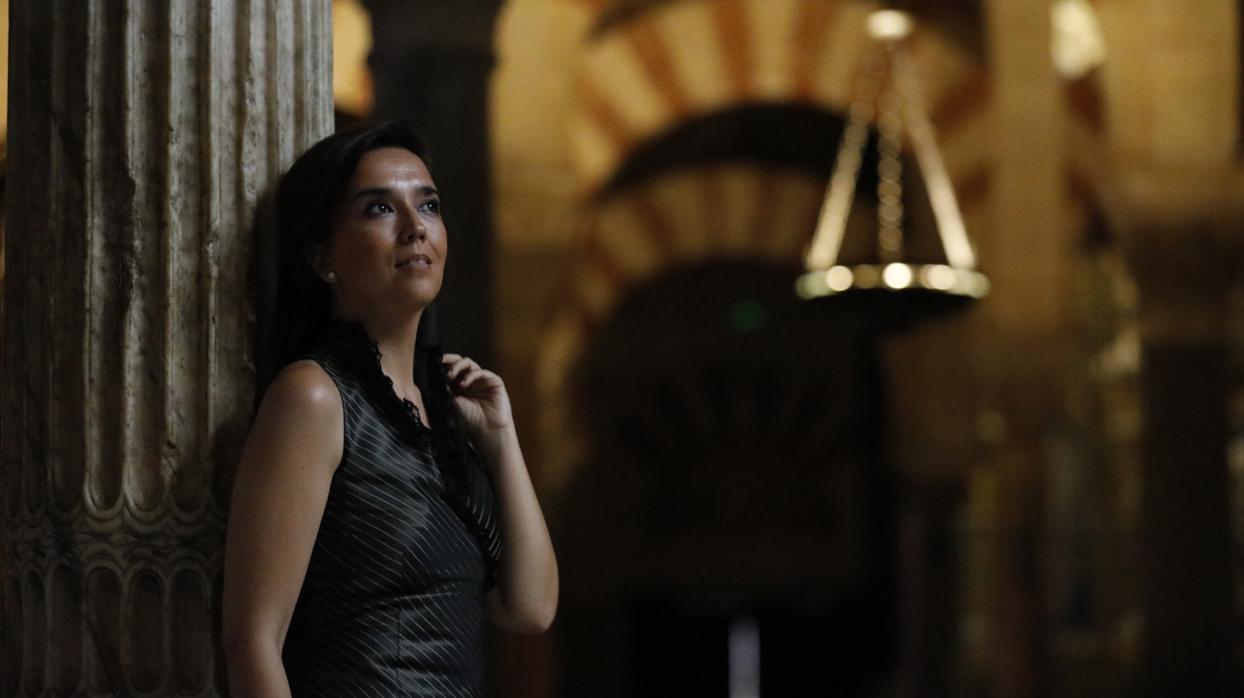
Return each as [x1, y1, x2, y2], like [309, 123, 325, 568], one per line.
[223, 121, 557, 696]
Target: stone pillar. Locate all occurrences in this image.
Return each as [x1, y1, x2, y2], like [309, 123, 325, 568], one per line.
[1127, 218, 1239, 697]
[362, 0, 502, 365]
[1090, 2, 1241, 693]
[978, 0, 1070, 695]
[0, 1, 333, 695]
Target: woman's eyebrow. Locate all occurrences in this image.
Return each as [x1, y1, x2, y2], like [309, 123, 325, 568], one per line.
[351, 185, 438, 201]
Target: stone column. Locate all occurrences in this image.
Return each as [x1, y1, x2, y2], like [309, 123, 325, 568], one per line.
[0, 1, 333, 695]
[978, 0, 1070, 695]
[1092, 2, 1241, 693]
[362, 0, 503, 366]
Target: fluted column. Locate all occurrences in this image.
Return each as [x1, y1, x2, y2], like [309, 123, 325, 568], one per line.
[0, 1, 333, 695]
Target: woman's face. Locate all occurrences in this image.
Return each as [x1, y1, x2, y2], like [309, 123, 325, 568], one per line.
[320, 147, 447, 319]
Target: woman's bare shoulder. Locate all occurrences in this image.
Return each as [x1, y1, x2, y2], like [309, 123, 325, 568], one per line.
[263, 359, 340, 413]
[245, 359, 344, 472]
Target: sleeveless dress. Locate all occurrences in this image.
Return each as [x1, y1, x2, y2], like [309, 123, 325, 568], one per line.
[282, 320, 503, 697]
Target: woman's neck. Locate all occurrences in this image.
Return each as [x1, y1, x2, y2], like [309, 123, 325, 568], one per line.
[342, 308, 425, 398]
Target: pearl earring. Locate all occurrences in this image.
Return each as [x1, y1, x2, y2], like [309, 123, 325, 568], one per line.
[326, 272, 337, 282]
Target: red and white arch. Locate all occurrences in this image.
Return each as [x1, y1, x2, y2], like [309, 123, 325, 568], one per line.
[536, 1, 995, 487]
[569, 0, 990, 192]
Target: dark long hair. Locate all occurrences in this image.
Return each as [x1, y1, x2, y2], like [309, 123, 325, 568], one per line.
[271, 120, 433, 369]
[269, 122, 486, 535]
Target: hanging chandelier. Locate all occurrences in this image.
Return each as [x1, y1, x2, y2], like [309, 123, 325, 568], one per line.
[797, 10, 989, 311]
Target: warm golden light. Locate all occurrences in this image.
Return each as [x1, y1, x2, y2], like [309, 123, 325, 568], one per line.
[333, 0, 374, 117]
[1051, 0, 1107, 79]
[0, 0, 9, 142]
[867, 10, 913, 41]
[883, 263, 914, 289]
[796, 264, 990, 299]
[922, 265, 956, 291]
[827, 266, 855, 292]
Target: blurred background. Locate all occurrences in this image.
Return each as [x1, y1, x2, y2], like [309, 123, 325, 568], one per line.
[2, 0, 1242, 696]
[342, 1, 1242, 696]
[355, 1, 1239, 696]
[435, 0, 1242, 695]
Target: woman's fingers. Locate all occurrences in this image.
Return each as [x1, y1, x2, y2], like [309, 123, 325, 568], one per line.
[453, 361, 480, 384]
[447, 361, 464, 381]
[442, 353, 471, 378]
[443, 354, 479, 382]
[442, 355, 495, 390]
[454, 367, 497, 393]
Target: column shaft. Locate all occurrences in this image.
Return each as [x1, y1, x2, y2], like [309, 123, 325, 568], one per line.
[0, 1, 333, 695]
[979, 0, 1069, 694]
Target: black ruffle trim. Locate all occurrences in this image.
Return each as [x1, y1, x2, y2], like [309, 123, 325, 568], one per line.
[320, 319, 436, 451]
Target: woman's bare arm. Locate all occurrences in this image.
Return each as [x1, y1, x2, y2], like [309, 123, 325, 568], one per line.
[481, 425, 559, 633]
[222, 361, 343, 696]
[443, 353, 558, 633]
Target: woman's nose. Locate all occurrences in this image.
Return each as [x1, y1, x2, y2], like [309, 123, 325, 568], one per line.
[401, 211, 426, 242]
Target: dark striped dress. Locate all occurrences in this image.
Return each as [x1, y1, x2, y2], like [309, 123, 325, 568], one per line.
[282, 320, 502, 697]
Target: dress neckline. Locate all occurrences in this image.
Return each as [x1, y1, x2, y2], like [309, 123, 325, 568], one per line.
[323, 318, 431, 434]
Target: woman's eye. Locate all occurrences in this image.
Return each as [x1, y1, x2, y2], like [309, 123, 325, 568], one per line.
[419, 198, 441, 215]
[364, 201, 393, 215]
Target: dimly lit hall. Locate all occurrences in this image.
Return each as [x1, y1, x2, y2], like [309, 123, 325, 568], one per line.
[2, 1, 1242, 696]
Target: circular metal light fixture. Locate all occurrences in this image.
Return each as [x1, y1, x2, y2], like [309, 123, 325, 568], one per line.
[799, 10, 989, 319]
[797, 263, 990, 300]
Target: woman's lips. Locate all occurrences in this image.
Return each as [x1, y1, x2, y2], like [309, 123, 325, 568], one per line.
[395, 253, 433, 269]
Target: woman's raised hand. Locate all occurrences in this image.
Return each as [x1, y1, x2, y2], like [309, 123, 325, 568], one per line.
[443, 353, 515, 454]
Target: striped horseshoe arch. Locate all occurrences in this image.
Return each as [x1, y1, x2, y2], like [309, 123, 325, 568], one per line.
[562, 0, 993, 324]
[570, 0, 990, 192]
[537, 0, 994, 488]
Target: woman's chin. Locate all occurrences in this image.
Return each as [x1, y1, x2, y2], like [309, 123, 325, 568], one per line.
[398, 282, 442, 310]
[395, 271, 445, 298]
